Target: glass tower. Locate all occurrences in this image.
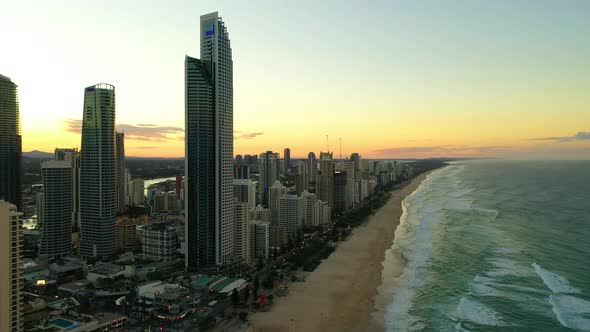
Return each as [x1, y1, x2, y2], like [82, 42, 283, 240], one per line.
[0, 74, 22, 210]
[185, 12, 234, 270]
[80, 84, 116, 259]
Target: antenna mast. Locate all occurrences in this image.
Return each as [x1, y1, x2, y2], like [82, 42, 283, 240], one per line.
[326, 135, 329, 153]
[339, 137, 342, 159]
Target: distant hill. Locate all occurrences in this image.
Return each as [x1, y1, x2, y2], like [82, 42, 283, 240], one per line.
[23, 150, 53, 159]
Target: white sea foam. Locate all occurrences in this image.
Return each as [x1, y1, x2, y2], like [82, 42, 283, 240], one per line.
[533, 263, 581, 294]
[485, 258, 533, 277]
[549, 294, 590, 331]
[457, 297, 504, 326]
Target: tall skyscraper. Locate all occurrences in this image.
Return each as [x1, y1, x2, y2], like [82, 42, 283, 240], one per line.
[294, 160, 308, 195]
[80, 84, 116, 259]
[116, 132, 126, 213]
[317, 152, 335, 211]
[333, 171, 347, 215]
[54, 148, 81, 231]
[129, 179, 145, 206]
[0, 200, 23, 332]
[307, 152, 317, 190]
[269, 180, 286, 226]
[0, 75, 22, 210]
[185, 12, 234, 270]
[283, 148, 291, 175]
[258, 151, 279, 207]
[39, 160, 72, 257]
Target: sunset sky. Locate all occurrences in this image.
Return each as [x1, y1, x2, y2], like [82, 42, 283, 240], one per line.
[1, 0, 589, 159]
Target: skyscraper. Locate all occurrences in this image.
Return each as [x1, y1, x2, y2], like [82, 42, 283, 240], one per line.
[294, 160, 308, 195]
[185, 12, 234, 270]
[317, 152, 334, 211]
[283, 148, 290, 175]
[55, 148, 81, 231]
[0, 200, 23, 332]
[278, 195, 303, 243]
[39, 160, 72, 257]
[80, 84, 116, 259]
[234, 200, 251, 264]
[258, 151, 279, 207]
[116, 132, 126, 213]
[233, 178, 256, 210]
[0, 75, 22, 210]
[307, 152, 317, 191]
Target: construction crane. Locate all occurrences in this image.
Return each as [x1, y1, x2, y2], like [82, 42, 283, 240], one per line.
[339, 137, 342, 160]
[326, 135, 329, 153]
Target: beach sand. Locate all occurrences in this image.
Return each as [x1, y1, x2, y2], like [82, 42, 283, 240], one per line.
[248, 173, 430, 332]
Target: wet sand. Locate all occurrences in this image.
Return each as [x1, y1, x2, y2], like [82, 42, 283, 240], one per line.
[249, 173, 431, 332]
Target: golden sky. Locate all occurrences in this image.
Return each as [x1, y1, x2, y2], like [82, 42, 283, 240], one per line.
[3, 1, 589, 159]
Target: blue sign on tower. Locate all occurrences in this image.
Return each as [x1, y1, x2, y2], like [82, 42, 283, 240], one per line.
[205, 23, 215, 36]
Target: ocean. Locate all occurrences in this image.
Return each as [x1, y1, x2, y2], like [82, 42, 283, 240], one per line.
[383, 160, 590, 331]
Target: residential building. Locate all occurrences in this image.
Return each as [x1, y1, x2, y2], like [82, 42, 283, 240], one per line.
[250, 204, 271, 223]
[294, 160, 308, 195]
[333, 171, 347, 215]
[342, 161, 355, 209]
[233, 178, 256, 210]
[307, 152, 317, 190]
[316, 152, 334, 210]
[116, 216, 147, 253]
[278, 195, 303, 242]
[283, 148, 290, 175]
[0, 200, 23, 332]
[234, 201, 251, 264]
[185, 12, 234, 270]
[269, 180, 286, 226]
[258, 151, 279, 207]
[250, 220, 269, 261]
[39, 160, 72, 257]
[54, 148, 81, 231]
[0, 75, 22, 210]
[129, 179, 145, 206]
[313, 200, 331, 226]
[143, 223, 179, 261]
[300, 190, 317, 227]
[80, 83, 117, 259]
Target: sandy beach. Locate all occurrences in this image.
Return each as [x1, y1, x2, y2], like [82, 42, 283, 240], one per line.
[248, 173, 431, 332]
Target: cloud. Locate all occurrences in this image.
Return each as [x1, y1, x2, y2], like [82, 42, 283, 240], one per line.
[529, 131, 590, 143]
[62, 119, 183, 142]
[235, 132, 264, 140]
[64, 119, 264, 142]
[374, 145, 509, 157]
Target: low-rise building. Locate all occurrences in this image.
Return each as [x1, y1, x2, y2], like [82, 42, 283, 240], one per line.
[142, 223, 179, 261]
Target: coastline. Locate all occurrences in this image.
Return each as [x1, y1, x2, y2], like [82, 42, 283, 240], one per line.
[248, 172, 433, 332]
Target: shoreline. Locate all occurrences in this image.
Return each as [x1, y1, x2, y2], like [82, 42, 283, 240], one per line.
[248, 172, 434, 332]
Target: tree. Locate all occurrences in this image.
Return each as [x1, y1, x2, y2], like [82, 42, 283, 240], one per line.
[243, 285, 250, 303]
[257, 257, 264, 271]
[231, 289, 239, 306]
[252, 276, 259, 298]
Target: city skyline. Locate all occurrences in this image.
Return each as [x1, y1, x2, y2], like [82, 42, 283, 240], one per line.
[2, 0, 590, 159]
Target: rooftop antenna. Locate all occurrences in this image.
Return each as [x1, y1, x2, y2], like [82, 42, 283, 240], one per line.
[339, 137, 342, 160]
[326, 135, 329, 153]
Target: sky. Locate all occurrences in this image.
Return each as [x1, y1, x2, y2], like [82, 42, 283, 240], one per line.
[1, 0, 589, 159]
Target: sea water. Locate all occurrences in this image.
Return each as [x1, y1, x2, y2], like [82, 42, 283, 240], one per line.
[383, 161, 590, 331]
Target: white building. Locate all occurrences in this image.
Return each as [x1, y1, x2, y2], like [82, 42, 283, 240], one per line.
[142, 223, 179, 261]
[278, 195, 303, 241]
[234, 201, 251, 264]
[269, 181, 286, 226]
[313, 200, 331, 226]
[250, 220, 269, 261]
[233, 179, 256, 210]
[129, 179, 145, 206]
[300, 190, 317, 227]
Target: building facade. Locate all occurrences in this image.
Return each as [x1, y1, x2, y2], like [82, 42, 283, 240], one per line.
[250, 220, 269, 262]
[278, 195, 303, 243]
[0, 200, 23, 332]
[80, 84, 117, 259]
[234, 201, 251, 264]
[54, 148, 81, 231]
[39, 160, 72, 257]
[258, 151, 279, 207]
[143, 223, 179, 261]
[185, 12, 234, 270]
[316, 152, 334, 211]
[233, 179, 256, 210]
[283, 148, 290, 175]
[116, 132, 126, 213]
[0, 75, 22, 210]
